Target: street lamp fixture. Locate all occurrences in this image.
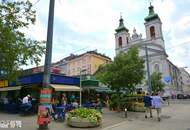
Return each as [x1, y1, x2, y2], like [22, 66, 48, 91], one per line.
[80, 69, 86, 107]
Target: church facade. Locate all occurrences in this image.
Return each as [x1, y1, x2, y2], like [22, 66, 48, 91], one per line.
[114, 4, 183, 93]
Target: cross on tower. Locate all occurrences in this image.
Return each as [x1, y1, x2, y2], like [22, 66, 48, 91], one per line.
[120, 12, 122, 19]
[149, 0, 153, 5]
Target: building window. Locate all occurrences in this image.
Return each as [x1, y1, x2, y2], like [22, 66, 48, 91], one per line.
[150, 26, 155, 39]
[154, 64, 159, 72]
[118, 37, 122, 47]
[126, 37, 129, 44]
[89, 64, 91, 74]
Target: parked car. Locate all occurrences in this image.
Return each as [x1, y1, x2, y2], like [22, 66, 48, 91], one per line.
[177, 94, 184, 99]
[183, 94, 190, 99]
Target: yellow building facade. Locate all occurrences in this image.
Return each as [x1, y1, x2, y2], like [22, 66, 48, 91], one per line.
[66, 51, 111, 76]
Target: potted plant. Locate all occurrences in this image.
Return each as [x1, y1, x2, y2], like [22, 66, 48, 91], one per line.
[67, 108, 102, 128]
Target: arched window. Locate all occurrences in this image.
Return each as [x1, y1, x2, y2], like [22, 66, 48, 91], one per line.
[126, 37, 129, 44]
[150, 26, 155, 39]
[118, 37, 122, 47]
[154, 64, 160, 72]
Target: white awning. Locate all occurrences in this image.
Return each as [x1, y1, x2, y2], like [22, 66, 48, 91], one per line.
[51, 84, 81, 92]
[0, 86, 21, 91]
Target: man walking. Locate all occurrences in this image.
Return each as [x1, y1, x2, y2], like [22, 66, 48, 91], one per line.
[152, 92, 163, 121]
[143, 93, 152, 118]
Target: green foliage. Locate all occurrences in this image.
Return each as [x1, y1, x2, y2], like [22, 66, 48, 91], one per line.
[151, 72, 165, 92]
[109, 94, 120, 110]
[67, 108, 102, 124]
[96, 47, 145, 93]
[0, 0, 45, 80]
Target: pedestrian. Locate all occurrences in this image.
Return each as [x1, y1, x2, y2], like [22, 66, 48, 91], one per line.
[96, 98, 102, 113]
[22, 94, 32, 111]
[143, 93, 153, 118]
[3, 96, 9, 104]
[60, 93, 67, 106]
[72, 99, 79, 108]
[152, 92, 164, 121]
[70, 94, 75, 103]
[105, 95, 110, 108]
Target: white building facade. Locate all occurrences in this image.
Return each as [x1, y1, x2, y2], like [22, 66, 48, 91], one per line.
[179, 68, 190, 94]
[115, 4, 183, 93]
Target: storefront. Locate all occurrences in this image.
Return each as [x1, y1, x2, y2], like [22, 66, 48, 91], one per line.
[0, 73, 80, 112]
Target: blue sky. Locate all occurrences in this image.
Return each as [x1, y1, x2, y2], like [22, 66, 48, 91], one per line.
[23, 0, 190, 73]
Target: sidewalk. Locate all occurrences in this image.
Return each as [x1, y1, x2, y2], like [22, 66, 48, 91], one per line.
[0, 108, 132, 130]
[0, 101, 189, 130]
[101, 102, 190, 130]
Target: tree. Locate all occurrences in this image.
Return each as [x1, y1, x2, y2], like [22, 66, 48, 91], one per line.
[0, 0, 45, 80]
[96, 47, 145, 93]
[150, 72, 165, 92]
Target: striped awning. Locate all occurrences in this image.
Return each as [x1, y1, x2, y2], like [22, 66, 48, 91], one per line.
[51, 84, 81, 91]
[0, 86, 21, 91]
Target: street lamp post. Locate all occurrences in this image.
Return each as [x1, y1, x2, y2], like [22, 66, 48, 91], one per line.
[145, 44, 152, 94]
[80, 72, 82, 107]
[79, 69, 86, 107]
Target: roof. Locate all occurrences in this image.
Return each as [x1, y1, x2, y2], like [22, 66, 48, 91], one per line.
[167, 59, 179, 71]
[144, 4, 160, 22]
[64, 54, 78, 61]
[179, 68, 190, 78]
[115, 16, 129, 33]
[55, 50, 111, 62]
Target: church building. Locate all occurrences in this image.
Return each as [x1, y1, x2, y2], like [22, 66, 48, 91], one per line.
[115, 3, 183, 93]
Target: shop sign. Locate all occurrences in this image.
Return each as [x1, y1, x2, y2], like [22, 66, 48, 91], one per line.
[0, 80, 8, 88]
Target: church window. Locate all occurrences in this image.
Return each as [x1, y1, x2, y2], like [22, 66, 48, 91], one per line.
[118, 37, 122, 47]
[150, 26, 155, 39]
[154, 64, 160, 72]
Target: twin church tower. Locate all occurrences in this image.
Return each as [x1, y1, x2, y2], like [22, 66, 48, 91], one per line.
[114, 3, 182, 92]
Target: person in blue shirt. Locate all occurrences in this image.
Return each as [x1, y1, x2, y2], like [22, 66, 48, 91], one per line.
[144, 93, 152, 118]
[152, 92, 164, 121]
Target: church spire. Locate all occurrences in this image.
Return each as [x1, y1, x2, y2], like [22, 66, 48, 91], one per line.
[144, 3, 159, 22]
[115, 14, 129, 33]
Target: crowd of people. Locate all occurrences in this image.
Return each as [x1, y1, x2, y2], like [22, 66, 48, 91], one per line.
[51, 93, 79, 110]
[49, 93, 103, 120]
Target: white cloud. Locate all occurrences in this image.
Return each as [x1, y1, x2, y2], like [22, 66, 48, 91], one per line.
[21, 0, 190, 73]
[177, 16, 190, 31]
[154, 0, 176, 32]
[23, 19, 47, 41]
[54, 0, 116, 33]
[147, 0, 190, 72]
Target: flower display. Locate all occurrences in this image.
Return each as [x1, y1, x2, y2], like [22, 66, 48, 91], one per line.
[67, 108, 102, 127]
